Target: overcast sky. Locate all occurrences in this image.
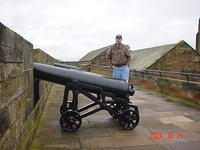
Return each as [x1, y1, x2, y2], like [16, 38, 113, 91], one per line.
[0, 0, 199, 61]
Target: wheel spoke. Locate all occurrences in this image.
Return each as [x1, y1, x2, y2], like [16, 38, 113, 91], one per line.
[119, 109, 139, 130]
[129, 122, 133, 128]
[60, 110, 82, 132]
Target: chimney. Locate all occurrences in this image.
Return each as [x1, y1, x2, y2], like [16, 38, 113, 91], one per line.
[196, 18, 200, 54]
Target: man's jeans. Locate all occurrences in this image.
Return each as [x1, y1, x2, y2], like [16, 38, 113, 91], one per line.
[112, 66, 129, 82]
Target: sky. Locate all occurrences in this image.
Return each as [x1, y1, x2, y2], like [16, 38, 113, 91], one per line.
[0, 0, 199, 61]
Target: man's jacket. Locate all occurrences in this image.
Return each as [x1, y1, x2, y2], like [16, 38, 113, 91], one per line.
[107, 43, 131, 66]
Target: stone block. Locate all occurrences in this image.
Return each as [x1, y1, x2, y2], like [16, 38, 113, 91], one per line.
[0, 82, 2, 107]
[2, 76, 24, 104]
[0, 23, 33, 63]
[20, 95, 28, 122]
[0, 106, 10, 137]
[0, 24, 24, 62]
[5, 27, 16, 49]
[27, 71, 34, 100]
[2, 63, 24, 80]
[21, 72, 29, 91]
[22, 98, 34, 123]
[0, 63, 3, 81]
[9, 98, 21, 126]
[3, 123, 21, 150]
[17, 89, 34, 123]
[15, 34, 23, 52]
[23, 39, 33, 70]
[194, 92, 200, 101]
[0, 23, 6, 46]
[182, 82, 200, 92]
[0, 44, 23, 62]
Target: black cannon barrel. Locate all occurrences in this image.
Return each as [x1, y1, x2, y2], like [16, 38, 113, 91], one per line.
[33, 63, 134, 97]
[54, 63, 81, 70]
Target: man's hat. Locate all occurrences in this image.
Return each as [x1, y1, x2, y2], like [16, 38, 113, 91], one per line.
[116, 34, 122, 39]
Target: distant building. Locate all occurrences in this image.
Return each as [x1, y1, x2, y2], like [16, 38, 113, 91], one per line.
[79, 45, 111, 66]
[130, 41, 200, 73]
[79, 41, 200, 73]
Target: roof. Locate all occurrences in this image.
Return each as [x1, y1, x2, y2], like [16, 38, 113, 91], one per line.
[129, 43, 176, 70]
[79, 45, 111, 61]
[79, 40, 196, 70]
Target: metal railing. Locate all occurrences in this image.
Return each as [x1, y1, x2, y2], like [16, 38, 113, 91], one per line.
[91, 65, 200, 82]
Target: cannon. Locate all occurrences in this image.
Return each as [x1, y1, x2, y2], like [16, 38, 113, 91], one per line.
[54, 63, 81, 70]
[33, 63, 139, 132]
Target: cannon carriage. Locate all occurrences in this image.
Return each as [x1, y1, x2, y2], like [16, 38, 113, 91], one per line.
[33, 63, 139, 132]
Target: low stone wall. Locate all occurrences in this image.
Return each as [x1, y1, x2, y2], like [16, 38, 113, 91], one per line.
[0, 23, 55, 150]
[89, 66, 200, 106]
[130, 73, 200, 105]
[89, 66, 112, 76]
[58, 61, 79, 67]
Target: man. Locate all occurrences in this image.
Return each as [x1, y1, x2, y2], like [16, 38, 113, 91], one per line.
[107, 34, 131, 82]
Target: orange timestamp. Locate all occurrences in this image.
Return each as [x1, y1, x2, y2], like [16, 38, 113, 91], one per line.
[148, 132, 184, 139]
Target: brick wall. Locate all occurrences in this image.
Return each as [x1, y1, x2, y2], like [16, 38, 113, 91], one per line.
[0, 23, 55, 150]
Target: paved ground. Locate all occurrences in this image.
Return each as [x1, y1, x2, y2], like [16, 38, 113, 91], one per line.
[30, 84, 200, 150]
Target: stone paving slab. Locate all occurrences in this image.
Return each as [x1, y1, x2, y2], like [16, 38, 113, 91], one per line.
[30, 84, 200, 150]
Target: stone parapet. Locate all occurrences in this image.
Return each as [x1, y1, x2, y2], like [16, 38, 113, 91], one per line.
[130, 73, 200, 105]
[88, 66, 200, 106]
[0, 22, 56, 150]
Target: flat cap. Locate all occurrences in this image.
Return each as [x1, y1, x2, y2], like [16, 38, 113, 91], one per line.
[116, 34, 122, 39]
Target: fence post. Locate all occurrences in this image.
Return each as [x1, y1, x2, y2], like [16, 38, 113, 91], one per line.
[186, 74, 189, 81]
[159, 71, 162, 77]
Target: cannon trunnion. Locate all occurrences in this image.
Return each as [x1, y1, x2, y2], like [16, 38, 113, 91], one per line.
[33, 63, 139, 132]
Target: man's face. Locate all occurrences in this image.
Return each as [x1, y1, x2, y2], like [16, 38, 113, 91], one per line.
[115, 38, 122, 44]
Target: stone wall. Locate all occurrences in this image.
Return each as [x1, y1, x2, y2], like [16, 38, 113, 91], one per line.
[32, 49, 55, 105]
[79, 51, 109, 66]
[148, 41, 200, 73]
[33, 48, 55, 64]
[89, 66, 200, 106]
[130, 73, 200, 105]
[90, 66, 112, 77]
[57, 61, 79, 67]
[91, 51, 108, 66]
[0, 23, 55, 150]
[79, 61, 92, 66]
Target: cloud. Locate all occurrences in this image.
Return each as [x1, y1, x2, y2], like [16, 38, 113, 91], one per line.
[0, 0, 199, 61]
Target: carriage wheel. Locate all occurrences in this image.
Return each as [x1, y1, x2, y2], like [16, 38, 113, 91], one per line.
[119, 109, 139, 130]
[60, 110, 82, 132]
